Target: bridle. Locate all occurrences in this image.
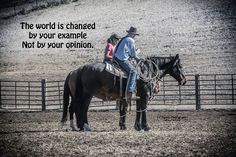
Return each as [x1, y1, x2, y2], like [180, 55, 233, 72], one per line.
[136, 56, 184, 100]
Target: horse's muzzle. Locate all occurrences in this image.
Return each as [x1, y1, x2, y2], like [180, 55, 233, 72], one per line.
[153, 81, 160, 93]
[179, 74, 187, 86]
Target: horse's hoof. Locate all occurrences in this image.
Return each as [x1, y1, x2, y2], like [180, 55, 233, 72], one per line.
[83, 123, 92, 132]
[120, 126, 127, 130]
[142, 125, 151, 131]
[78, 128, 84, 132]
[134, 124, 142, 131]
[71, 127, 79, 131]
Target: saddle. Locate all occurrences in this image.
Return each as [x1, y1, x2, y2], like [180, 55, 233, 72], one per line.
[104, 59, 160, 100]
[105, 61, 128, 78]
[104, 59, 155, 81]
[104, 61, 128, 99]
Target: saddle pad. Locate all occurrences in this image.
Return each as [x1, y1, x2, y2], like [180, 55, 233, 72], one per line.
[105, 62, 128, 78]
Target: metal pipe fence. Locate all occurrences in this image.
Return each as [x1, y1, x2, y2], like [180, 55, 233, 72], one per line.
[0, 74, 235, 111]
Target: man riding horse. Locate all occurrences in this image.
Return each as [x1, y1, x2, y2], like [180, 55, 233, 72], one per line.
[61, 27, 187, 131]
[113, 26, 141, 103]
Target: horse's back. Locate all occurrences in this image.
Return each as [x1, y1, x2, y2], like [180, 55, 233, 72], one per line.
[83, 62, 105, 72]
[79, 61, 107, 80]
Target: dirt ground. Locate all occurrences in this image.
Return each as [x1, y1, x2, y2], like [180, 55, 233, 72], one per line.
[0, 110, 235, 156]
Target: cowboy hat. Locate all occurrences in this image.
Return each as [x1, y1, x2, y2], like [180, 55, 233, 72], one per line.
[126, 26, 139, 35]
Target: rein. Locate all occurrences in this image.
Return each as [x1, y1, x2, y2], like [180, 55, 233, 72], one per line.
[136, 56, 177, 100]
[120, 56, 178, 116]
[136, 58, 160, 82]
[136, 58, 161, 100]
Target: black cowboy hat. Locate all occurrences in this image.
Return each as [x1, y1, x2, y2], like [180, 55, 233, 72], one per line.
[126, 26, 139, 35]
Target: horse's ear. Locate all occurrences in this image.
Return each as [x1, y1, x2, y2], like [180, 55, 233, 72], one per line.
[173, 54, 179, 66]
[175, 54, 179, 60]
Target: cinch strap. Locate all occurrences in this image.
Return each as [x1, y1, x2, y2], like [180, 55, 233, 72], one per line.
[120, 73, 123, 98]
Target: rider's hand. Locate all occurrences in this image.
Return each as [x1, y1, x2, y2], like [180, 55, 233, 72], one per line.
[131, 58, 137, 65]
[136, 48, 141, 54]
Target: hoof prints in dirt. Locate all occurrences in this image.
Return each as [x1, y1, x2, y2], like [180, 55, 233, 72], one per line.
[0, 111, 236, 156]
[159, 115, 188, 121]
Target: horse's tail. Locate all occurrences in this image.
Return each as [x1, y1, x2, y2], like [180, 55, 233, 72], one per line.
[61, 73, 71, 123]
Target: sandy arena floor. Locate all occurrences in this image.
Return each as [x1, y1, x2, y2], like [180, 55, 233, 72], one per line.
[0, 110, 235, 156]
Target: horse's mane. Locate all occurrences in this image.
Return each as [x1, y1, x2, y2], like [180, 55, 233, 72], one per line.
[145, 55, 176, 70]
[146, 55, 175, 61]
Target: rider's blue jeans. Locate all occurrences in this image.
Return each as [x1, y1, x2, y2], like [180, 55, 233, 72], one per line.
[115, 58, 137, 93]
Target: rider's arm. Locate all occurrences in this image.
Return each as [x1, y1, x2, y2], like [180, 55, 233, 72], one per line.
[128, 39, 140, 62]
[105, 43, 113, 59]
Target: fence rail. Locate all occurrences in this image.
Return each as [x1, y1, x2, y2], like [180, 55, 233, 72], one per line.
[0, 74, 235, 111]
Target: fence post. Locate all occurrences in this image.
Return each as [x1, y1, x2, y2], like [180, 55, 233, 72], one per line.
[163, 77, 165, 105]
[195, 74, 201, 110]
[41, 79, 46, 111]
[15, 81, 17, 109]
[232, 74, 234, 104]
[28, 81, 30, 109]
[58, 81, 62, 109]
[0, 81, 1, 109]
[214, 75, 217, 104]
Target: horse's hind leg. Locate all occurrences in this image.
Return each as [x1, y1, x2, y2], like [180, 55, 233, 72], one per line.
[83, 96, 92, 131]
[119, 99, 127, 130]
[74, 97, 83, 131]
[69, 99, 78, 131]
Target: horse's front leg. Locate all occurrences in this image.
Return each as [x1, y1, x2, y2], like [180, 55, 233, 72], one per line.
[74, 97, 83, 131]
[79, 92, 93, 131]
[119, 99, 127, 130]
[134, 99, 142, 131]
[141, 95, 151, 131]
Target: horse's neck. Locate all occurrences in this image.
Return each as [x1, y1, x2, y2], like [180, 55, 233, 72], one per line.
[150, 57, 174, 78]
[157, 57, 173, 68]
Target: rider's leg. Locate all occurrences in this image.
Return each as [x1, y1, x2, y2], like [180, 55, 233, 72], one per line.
[116, 59, 137, 93]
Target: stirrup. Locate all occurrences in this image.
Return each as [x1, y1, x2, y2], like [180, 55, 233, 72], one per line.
[128, 96, 140, 100]
[124, 93, 140, 101]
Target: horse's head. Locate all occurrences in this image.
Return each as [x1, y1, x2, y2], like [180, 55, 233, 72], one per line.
[139, 54, 186, 86]
[167, 54, 187, 86]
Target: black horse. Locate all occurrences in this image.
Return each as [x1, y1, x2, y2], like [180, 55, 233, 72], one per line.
[61, 54, 186, 131]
